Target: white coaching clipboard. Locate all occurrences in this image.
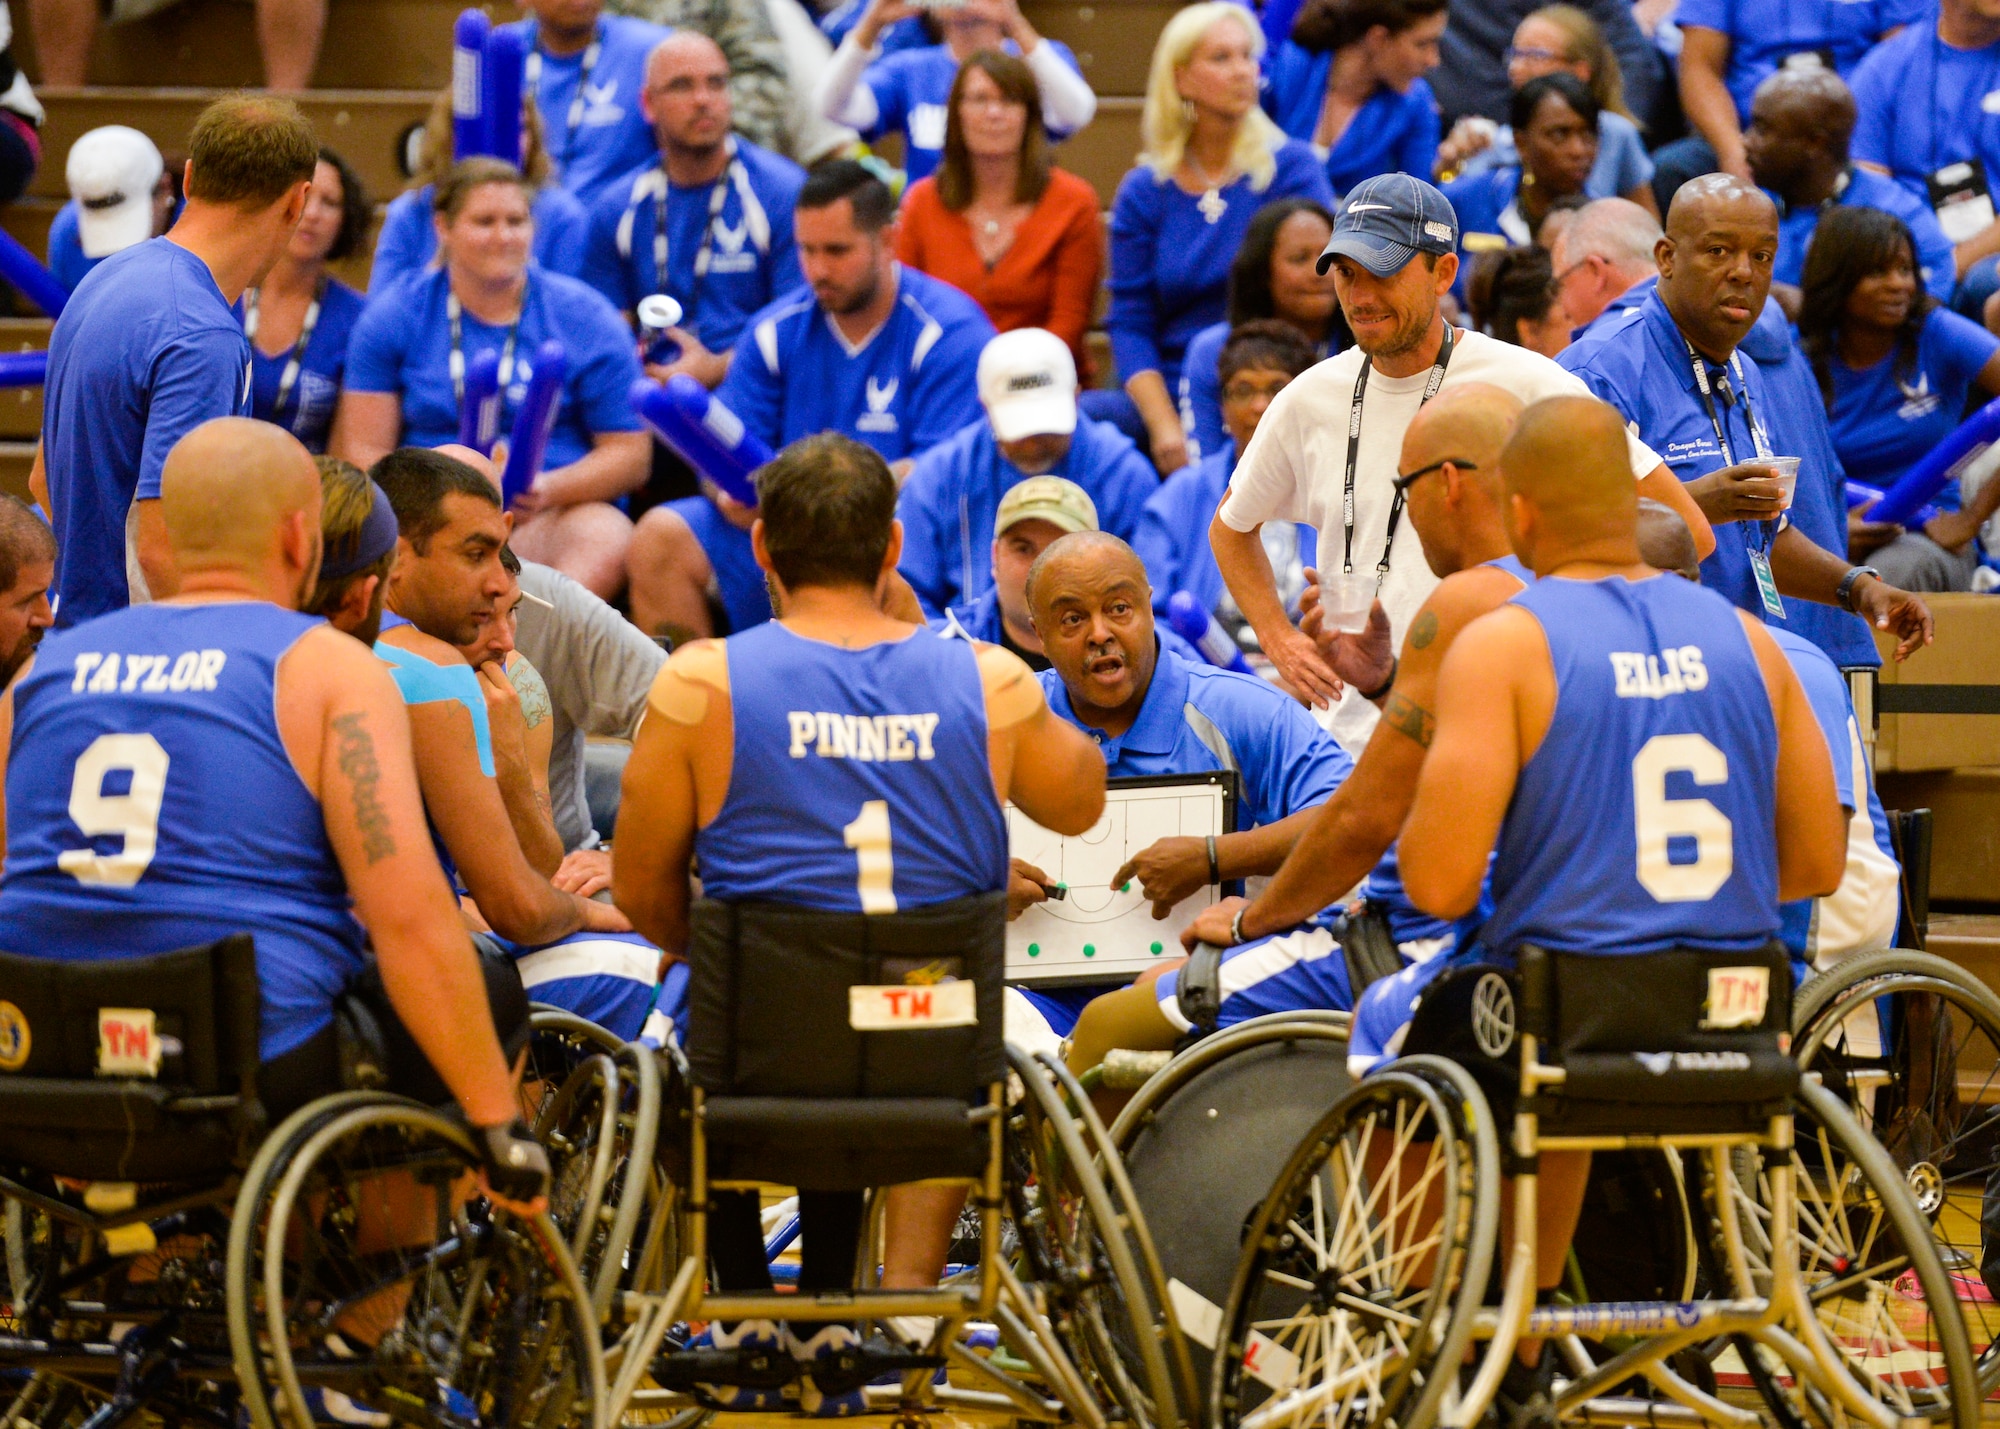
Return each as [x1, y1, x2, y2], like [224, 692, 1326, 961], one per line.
[1006, 772, 1240, 985]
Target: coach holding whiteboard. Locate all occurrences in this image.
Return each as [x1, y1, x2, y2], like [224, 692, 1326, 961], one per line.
[35, 96, 316, 627]
[1211, 173, 1715, 749]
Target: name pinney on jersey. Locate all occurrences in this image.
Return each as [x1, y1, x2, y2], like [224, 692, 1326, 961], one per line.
[1611, 646, 1709, 701]
[67, 650, 229, 694]
[788, 710, 941, 761]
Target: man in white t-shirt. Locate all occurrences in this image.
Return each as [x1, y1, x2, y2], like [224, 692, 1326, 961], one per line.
[1212, 174, 1716, 749]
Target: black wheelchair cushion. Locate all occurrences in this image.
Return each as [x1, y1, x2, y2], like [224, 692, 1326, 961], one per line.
[0, 936, 262, 1181]
[685, 891, 1005, 1189]
[704, 1097, 989, 1189]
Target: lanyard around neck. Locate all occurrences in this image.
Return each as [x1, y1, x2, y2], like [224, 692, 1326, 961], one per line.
[524, 21, 604, 168]
[448, 279, 527, 406]
[1341, 323, 1456, 584]
[243, 276, 326, 428]
[1683, 336, 1767, 467]
[653, 142, 741, 322]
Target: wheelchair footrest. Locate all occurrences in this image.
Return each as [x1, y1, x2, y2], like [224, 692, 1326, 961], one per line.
[651, 1343, 945, 1397]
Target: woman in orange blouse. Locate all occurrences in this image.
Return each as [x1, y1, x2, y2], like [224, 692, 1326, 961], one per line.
[896, 49, 1105, 377]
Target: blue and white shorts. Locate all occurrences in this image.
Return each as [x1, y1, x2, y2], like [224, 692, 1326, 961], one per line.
[1154, 927, 1453, 1035]
[513, 930, 666, 1043]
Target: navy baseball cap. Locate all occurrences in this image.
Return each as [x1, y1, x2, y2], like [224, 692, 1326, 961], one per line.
[1318, 174, 1460, 277]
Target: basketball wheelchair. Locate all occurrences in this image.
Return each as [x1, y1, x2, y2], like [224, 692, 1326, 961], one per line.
[0, 935, 607, 1429]
[513, 890, 1202, 1429]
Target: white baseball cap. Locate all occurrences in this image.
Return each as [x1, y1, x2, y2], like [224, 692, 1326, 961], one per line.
[67, 126, 164, 259]
[978, 328, 1077, 443]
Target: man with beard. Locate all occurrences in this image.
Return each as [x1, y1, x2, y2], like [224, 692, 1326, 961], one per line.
[1211, 172, 1715, 752]
[626, 159, 993, 641]
[0, 495, 54, 687]
[1558, 174, 1934, 661]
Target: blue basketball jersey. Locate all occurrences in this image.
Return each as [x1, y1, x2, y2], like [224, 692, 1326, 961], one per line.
[696, 623, 1007, 911]
[1479, 574, 1781, 957]
[0, 603, 364, 1059]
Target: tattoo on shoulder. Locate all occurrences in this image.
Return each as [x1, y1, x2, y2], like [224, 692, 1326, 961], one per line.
[1408, 610, 1440, 649]
[331, 711, 397, 864]
[1382, 692, 1436, 748]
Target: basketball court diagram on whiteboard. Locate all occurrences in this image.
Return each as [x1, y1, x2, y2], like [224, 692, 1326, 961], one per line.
[1007, 772, 1239, 984]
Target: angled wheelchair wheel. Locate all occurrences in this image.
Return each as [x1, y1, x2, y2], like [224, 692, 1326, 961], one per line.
[1792, 947, 2000, 1395]
[229, 1096, 606, 1429]
[1209, 1055, 1499, 1429]
[535, 1039, 661, 1319]
[1710, 1077, 1979, 1429]
[1006, 1045, 1199, 1429]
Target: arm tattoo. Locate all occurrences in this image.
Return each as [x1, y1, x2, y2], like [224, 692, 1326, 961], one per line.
[1381, 692, 1436, 749]
[331, 711, 397, 864]
[507, 655, 553, 730]
[1408, 610, 1440, 649]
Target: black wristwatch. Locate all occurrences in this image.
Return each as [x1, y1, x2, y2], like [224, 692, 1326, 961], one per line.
[1836, 565, 1880, 613]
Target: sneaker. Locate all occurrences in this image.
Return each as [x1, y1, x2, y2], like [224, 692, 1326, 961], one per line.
[789, 1323, 868, 1417]
[697, 1319, 792, 1411]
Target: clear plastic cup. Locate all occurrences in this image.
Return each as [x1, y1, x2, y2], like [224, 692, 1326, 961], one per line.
[1323, 572, 1374, 634]
[1761, 456, 1800, 510]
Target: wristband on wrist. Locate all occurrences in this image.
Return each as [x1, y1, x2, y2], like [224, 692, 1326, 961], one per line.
[1229, 905, 1248, 946]
[1205, 834, 1219, 885]
[1357, 656, 1399, 703]
[1836, 565, 1880, 613]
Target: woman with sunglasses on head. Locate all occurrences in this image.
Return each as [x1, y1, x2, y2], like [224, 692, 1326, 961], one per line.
[1443, 72, 1599, 267]
[1262, 0, 1447, 197]
[1799, 205, 2000, 592]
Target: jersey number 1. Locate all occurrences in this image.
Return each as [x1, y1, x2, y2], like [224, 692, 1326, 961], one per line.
[60, 734, 171, 888]
[1631, 733, 1733, 903]
[843, 800, 898, 914]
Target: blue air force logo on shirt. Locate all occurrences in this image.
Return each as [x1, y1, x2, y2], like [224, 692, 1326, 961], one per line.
[1897, 372, 1942, 421]
[857, 376, 899, 433]
[789, 710, 940, 760]
[579, 79, 627, 127]
[709, 217, 757, 275]
[69, 649, 228, 694]
[1610, 646, 1709, 700]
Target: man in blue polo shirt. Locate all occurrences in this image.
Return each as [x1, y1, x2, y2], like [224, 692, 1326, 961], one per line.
[900, 328, 1156, 618]
[1653, 0, 1920, 212]
[623, 161, 992, 639]
[1559, 175, 1934, 665]
[1745, 67, 1955, 308]
[1548, 197, 1662, 337]
[1005, 530, 1354, 1046]
[580, 33, 805, 386]
[500, 0, 670, 207]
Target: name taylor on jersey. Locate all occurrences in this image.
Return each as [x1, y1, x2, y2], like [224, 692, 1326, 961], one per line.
[788, 710, 941, 761]
[66, 650, 229, 694]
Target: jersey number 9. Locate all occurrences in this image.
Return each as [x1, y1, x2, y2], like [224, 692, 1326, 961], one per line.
[59, 734, 170, 888]
[1631, 733, 1733, 903]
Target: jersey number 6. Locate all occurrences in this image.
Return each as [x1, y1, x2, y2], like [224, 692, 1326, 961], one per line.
[59, 733, 170, 888]
[1631, 733, 1733, 903]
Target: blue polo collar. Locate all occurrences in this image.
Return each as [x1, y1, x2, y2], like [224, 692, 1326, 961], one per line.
[1640, 288, 1731, 397]
[1048, 636, 1188, 758]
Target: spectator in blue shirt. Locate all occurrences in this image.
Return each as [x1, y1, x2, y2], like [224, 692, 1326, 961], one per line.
[1008, 529, 1356, 1043]
[1798, 205, 2000, 589]
[370, 90, 590, 290]
[40, 95, 317, 627]
[1141, 321, 1319, 634]
[50, 125, 177, 293]
[1443, 73, 1599, 256]
[1179, 197, 1346, 462]
[1261, 0, 1445, 198]
[1438, 6, 1657, 217]
[336, 159, 648, 602]
[624, 159, 993, 639]
[1850, 0, 2000, 330]
[1547, 193, 1661, 334]
[900, 327, 1159, 617]
[580, 32, 805, 387]
[1558, 174, 1935, 663]
[1744, 67, 1956, 313]
[1106, 1, 1336, 477]
[816, 0, 1096, 185]
[1659, 0, 1922, 215]
[930, 473, 1093, 667]
[242, 148, 368, 454]
[499, 0, 672, 206]
[1430, 0, 1665, 137]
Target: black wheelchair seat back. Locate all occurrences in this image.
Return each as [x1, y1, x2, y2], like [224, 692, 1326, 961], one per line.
[684, 890, 1005, 1189]
[1405, 943, 1797, 1137]
[0, 934, 262, 1182]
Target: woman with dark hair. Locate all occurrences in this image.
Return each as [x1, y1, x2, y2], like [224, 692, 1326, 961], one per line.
[1443, 72, 1598, 254]
[1263, 0, 1447, 196]
[1799, 206, 2000, 592]
[241, 147, 369, 453]
[897, 50, 1103, 375]
[1176, 196, 1346, 459]
[1466, 244, 1570, 357]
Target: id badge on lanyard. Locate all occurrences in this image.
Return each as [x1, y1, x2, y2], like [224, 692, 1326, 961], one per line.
[1689, 344, 1787, 618]
[1929, 159, 1997, 245]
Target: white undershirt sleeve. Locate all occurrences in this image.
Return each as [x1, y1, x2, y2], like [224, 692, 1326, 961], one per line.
[1217, 391, 1302, 532]
[1024, 40, 1097, 133]
[817, 33, 881, 130]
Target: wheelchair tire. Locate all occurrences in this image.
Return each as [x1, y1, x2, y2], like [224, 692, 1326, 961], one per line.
[1791, 947, 2000, 1397]
[1209, 1054, 1500, 1429]
[231, 1097, 607, 1429]
[535, 1041, 660, 1321]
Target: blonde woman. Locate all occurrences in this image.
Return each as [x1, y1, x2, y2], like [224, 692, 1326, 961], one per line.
[1101, 1, 1333, 475]
[1437, 4, 1658, 217]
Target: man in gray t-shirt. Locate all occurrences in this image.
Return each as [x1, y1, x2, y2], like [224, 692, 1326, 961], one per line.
[516, 561, 666, 854]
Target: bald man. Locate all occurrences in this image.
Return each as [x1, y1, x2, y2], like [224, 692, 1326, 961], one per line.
[1560, 174, 1934, 666]
[0, 418, 549, 1202]
[1742, 68, 1956, 311]
[1164, 386, 1533, 1040]
[579, 31, 806, 389]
